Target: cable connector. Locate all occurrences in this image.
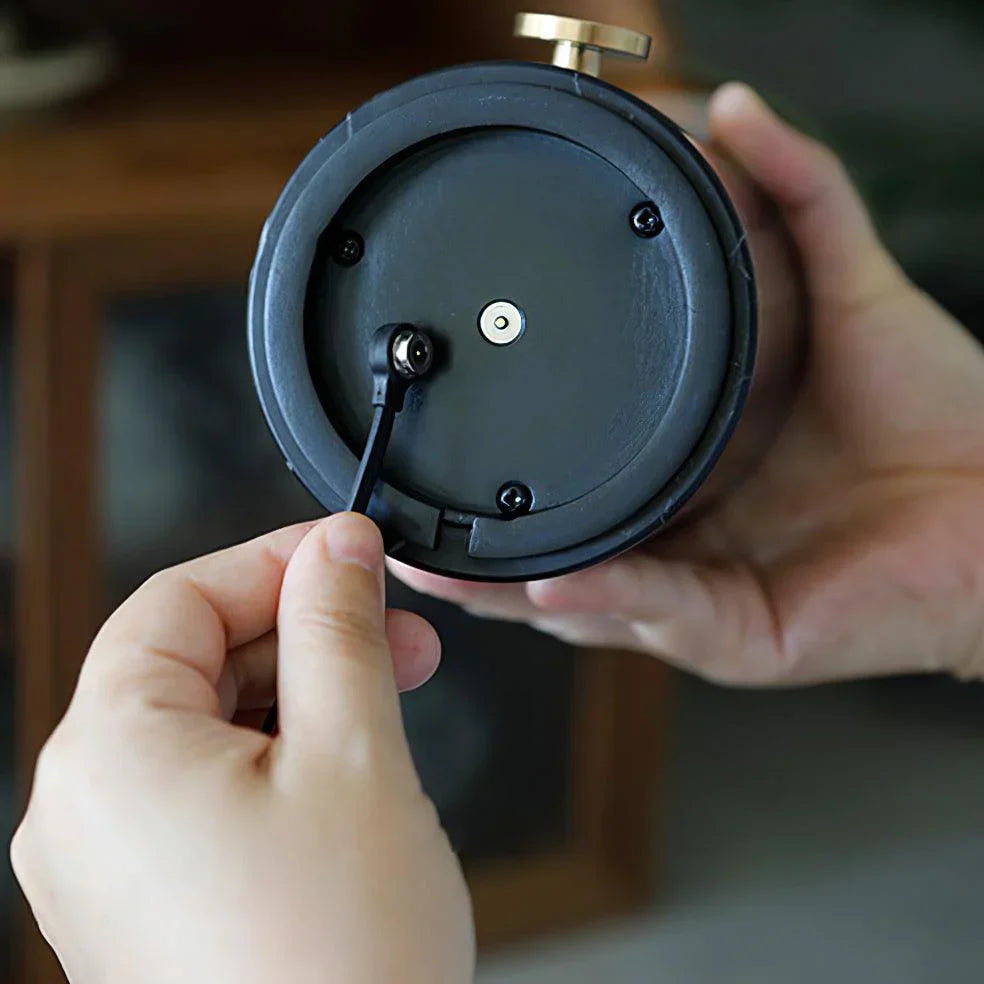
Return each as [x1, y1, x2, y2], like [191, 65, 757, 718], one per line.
[348, 324, 435, 514]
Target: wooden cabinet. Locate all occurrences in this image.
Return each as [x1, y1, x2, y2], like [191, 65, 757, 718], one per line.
[1, 57, 669, 983]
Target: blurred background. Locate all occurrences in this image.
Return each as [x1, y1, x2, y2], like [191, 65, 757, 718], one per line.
[0, 0, 982, 982]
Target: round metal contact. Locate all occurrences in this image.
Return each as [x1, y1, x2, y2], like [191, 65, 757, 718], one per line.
[391, 328, 434, 378]
[478, 299, 526, 346]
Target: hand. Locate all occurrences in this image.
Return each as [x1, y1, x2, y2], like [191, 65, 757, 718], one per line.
[12, 514, 475, 984]
[392, 83, 984, 686]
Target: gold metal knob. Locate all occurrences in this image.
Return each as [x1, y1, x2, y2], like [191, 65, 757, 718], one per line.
[514, 12, 652, 78]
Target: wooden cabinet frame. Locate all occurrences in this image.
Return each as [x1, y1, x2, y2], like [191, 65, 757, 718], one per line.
[3, 62, 669, 981]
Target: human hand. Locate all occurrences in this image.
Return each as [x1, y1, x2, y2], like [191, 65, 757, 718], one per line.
[392, 83, 984, 686]
[12, 514, 474, 984]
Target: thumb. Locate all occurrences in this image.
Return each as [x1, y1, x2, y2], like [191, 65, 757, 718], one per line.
[276, 513, 405, 754]
[708, 82, 903, 311]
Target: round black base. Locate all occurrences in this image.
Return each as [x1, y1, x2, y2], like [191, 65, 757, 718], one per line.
[249, 61, 756, 581]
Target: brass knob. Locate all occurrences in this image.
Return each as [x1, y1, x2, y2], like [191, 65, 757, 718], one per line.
[514, 12, 651, 78]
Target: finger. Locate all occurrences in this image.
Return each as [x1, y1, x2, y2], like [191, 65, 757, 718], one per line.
[79, 522, 317, 716]
[384, 610, 442, 692]
[217, 611, 441, 717]
[218, 632, 278, 715]
[276, 513, 406, 750]
[387, 561, 538, 622]
[708, 82, 902, 310]
[390, 561, 653, 652]
[527, 552, 785, 685]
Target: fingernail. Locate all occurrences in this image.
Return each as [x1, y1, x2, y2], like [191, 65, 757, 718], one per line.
[319, 513, 384, 573]
[713, 81, 766, 117]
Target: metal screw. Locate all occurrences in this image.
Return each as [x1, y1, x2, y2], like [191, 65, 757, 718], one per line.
[629, 201, 664, 238]
[332, 230, 364, 266]
[497, 482, 533, 517]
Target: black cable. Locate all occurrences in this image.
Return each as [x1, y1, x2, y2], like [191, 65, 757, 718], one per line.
[346, 405, 397, 514]
[261, 324, 434, 737]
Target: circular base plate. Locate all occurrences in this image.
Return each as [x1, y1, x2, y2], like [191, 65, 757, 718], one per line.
[250, 62, 755, 580]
